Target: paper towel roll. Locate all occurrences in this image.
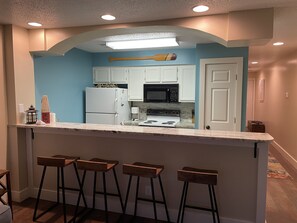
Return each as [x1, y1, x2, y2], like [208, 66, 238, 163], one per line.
[50, 113, 56, 123]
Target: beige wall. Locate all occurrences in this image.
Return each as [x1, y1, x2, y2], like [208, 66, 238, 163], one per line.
[0, 25, 8, 169]
[253, 50, 297, 162]
[4, 25, 35, 197]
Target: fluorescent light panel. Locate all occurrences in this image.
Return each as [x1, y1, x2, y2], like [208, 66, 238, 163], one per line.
[106, 38, 179, 50]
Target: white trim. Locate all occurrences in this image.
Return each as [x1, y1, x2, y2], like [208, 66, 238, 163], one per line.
[271, 141, 297, 171]
[11, 187, 30, 202]
[199, 57, 243, 131]
[247, 78, 255, 125]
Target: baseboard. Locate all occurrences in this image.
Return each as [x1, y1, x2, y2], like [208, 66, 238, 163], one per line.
[271, 141, 297, 171]
[30, 188, 254, 223]
[11, 187, 31, 202]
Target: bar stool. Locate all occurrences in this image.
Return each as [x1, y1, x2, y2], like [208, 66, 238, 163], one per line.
[0, 169, 12, 217]
[74, 158, 124, 223]
[33, 155, 87, 223]
[123, 162, 170, 222]
[177, 167, 220, 223]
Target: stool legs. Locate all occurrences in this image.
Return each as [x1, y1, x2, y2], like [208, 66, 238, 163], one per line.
[124, 175, 170, 223]
[102, 172, 109, 222]
[113, 168, 124, 212]
[177, 182, 220, 223]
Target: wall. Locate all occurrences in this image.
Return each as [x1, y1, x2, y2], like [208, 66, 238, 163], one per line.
[253, 50, 297, 166]
[34, 48, 93, 122]
[195, 43, 249, 130]
[92, 48, 197, 66]
[0, 25, 7, 169]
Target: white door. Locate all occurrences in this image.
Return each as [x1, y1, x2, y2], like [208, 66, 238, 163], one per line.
[199, 58, 243, 131]
[128, 67, 145, 101]
[246, 78, 255, 125]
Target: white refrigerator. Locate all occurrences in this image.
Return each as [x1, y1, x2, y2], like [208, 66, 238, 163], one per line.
[85, 87, 130, 125]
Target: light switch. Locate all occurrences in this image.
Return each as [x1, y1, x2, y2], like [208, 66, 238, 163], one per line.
[285, 92, 289, 98]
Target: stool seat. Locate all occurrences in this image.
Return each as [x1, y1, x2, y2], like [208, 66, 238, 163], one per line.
[77, 158, 119, 172]
[123, 162, 164, 178]
[0, 205, 12, 223]
[37, 155, 80, 167]
[178, 167, 218, 185]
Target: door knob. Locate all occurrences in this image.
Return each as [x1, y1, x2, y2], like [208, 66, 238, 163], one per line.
[206, 125, 210, 130]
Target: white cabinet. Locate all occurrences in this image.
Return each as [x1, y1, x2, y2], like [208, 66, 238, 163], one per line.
[178, 65, 196, 102]
[110, 67, 128, 83]
[161, 66, 178, 83]
[145, 67, 161, 83]
[128, 67, 145, 101]
[93, 67, 128, 84]
[93, 67, 110, 83]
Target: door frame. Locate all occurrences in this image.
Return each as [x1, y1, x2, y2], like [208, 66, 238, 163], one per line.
[199, 57, 243, 131]
[246, 78, 255, 125]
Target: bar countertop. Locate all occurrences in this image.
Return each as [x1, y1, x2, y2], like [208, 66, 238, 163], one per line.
[16, 122, 274, 143]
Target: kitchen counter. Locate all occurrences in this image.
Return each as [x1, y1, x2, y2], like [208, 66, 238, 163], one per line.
[14, 122, 272, 223]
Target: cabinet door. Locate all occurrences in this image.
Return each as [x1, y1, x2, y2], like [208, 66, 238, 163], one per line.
[161, 66, 178, 83]
[110, 67, 128, 84]
[145, 67, 161, 83]
[128, 67, 145, 101]
[178, 65, 196, 102]
[93, 67, 110, 83]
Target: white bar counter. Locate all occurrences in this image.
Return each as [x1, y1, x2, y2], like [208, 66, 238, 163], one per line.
[14, 122, 273, 223]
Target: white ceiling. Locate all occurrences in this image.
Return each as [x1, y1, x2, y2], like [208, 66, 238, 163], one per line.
[1, 0, 297, 71]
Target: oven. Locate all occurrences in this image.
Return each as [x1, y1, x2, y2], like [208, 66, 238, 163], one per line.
[143, 84, 178, 103]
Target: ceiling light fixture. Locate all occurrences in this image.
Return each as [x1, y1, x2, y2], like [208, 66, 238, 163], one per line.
[101, 14, 116, 21]
[28, 22, 42, 27]
[251, 61, 258, 64]
[193, 5, 209, 13]
[273, 42, 284, 46]
[106, 38, 179, 50]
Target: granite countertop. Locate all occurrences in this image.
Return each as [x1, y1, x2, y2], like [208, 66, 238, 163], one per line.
[123, 120, 195, 129]
[16, 122, 274, 143]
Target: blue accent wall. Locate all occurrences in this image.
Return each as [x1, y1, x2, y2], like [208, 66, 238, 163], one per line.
[92, 48, 197, 66]
[195, 43, 249, 131]
[34, 48, 93, 123]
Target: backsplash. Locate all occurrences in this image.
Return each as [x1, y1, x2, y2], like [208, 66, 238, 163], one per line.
[132, 102, 194, 121]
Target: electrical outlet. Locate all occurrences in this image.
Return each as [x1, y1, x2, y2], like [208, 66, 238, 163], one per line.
[145, 185, 151, 196]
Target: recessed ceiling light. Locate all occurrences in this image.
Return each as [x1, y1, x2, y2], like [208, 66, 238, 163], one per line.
[193, 5, 209, 13]
[273, 42, 284, 46]
[101, 14, 116, 21]
[251, 61, 258, 64]
[28, 22, 42, 27]
[106, 38, 179, 50]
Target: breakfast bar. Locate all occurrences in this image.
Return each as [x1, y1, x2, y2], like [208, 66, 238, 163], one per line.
[14, 123, 273, 223]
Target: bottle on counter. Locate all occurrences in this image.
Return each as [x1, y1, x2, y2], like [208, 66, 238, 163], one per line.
[41, 95, 50, 123]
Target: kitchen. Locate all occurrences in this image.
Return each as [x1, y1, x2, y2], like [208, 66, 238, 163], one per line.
[0, 5, 276, 223]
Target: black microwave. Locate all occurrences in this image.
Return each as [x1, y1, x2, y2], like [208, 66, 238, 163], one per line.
[144, 84, 178, 103]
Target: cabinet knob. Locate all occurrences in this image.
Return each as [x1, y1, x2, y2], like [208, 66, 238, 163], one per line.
[206, 125, 210, 130]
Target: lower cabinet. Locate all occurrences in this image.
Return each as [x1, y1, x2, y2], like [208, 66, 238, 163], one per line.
[128, 67, 145, 101]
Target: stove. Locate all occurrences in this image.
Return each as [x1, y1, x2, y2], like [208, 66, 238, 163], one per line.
[138, 109, 180, 128]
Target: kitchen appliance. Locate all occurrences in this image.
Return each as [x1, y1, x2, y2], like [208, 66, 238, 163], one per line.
[85, 87, 130, 125]
[144, 84, 178, 103]
[138, 109, 180, 128]
[131, 107, 140, 121]
[26, 105, 38, 124]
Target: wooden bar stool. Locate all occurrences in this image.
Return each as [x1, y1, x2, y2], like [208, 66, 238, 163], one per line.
[0, 170, 12, 217]
[177, 167, 220, 223]
[74, 158, 124, 223]
[33, 155, 87, 223]
[123, 162, 170, 222]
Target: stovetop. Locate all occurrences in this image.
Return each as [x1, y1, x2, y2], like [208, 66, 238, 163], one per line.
[138, 109, 180, 128]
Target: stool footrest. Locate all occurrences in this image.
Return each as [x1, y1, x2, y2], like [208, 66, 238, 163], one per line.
[59, 186, 81, 192]
[185, 204, 218, 213]
[137, 197, 165, 205]
[95, 191, 122, 198]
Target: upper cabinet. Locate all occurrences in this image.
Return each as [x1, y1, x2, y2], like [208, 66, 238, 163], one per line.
[110, 67, 128, 83]
[161, 66, 178, 83]
[178, 65, 196, 102]
[128, 67, 145, 101]
[93, 67, 128, 84]
[93, 67, 110, 83]
[145, 67, 161, 83]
